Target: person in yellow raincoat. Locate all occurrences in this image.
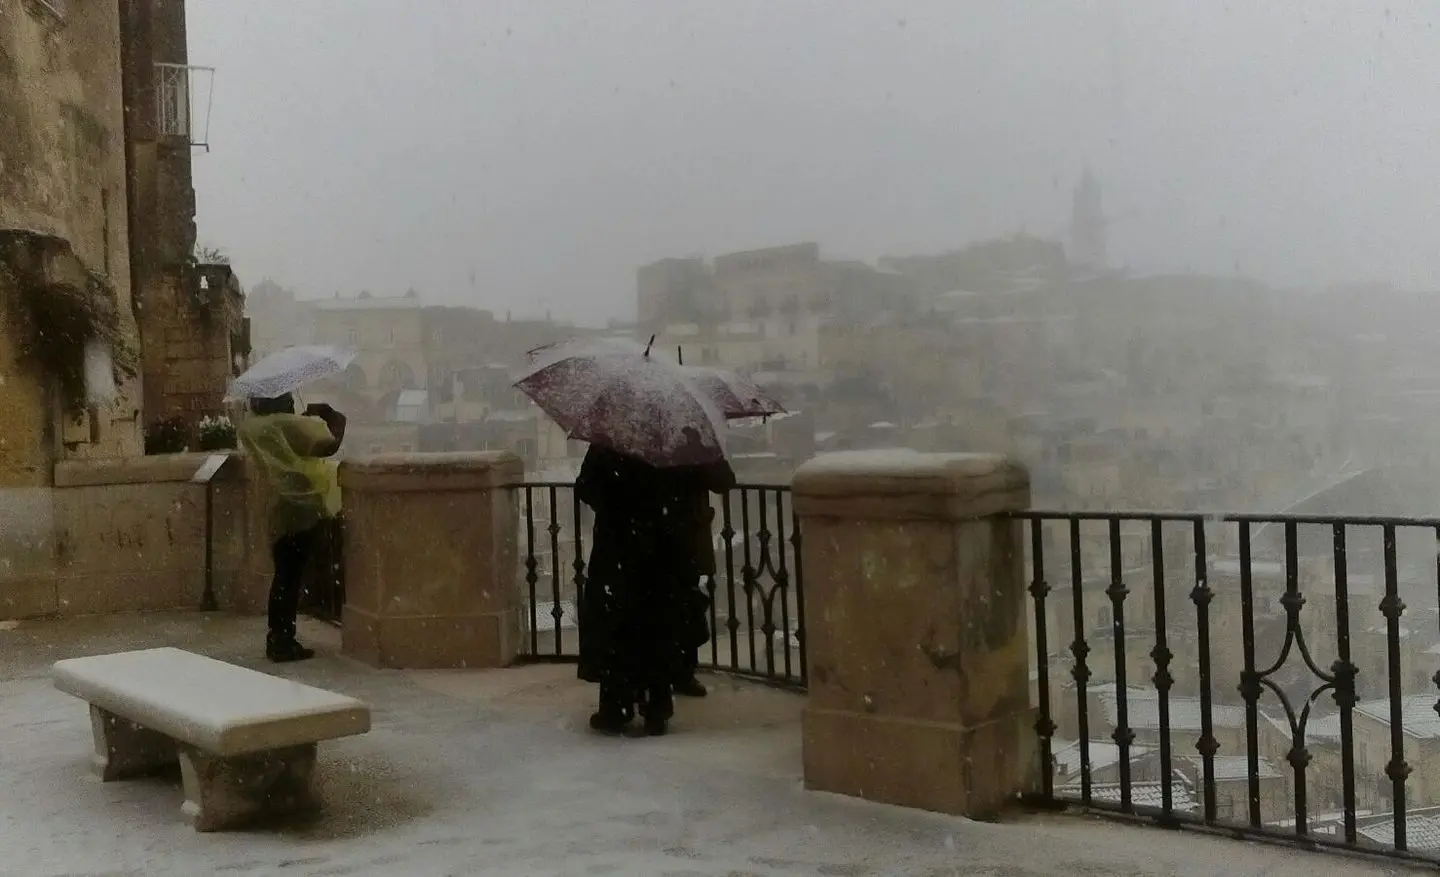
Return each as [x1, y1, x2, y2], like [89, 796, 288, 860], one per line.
[238, 393, 345, 662]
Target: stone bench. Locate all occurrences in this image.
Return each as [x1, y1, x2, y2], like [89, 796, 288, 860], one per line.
[52, 647, 372, 831]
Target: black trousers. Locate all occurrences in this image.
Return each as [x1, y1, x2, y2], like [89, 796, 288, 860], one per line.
[599, 680, 674, 723]
[679, 647, 699, 681]
[268, 527, 319, 641]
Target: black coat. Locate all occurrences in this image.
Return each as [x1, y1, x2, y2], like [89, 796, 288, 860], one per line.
[575, 446, 697, 686]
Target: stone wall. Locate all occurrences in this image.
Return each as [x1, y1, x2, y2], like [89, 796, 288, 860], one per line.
[139, 264, 245, 430]
[0, 453, 254, 620]
[0, 0, 143, 483]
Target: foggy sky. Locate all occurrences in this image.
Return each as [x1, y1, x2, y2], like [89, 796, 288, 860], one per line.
[188, 1, 1440, 324]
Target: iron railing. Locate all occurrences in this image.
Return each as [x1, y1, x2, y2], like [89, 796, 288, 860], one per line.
[1016, 509, 1440, 866]
[299, 516, 345, 624]
[517, 482, 806, 689]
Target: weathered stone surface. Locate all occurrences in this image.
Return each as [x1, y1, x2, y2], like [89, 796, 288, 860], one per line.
[794, 450, 1038, 818]
[340, 451, 525, 492]
[0, 453, 257, 620]
[340, 451, 524, 669]
[1, 4, 142, 482]
[178, 742, 319, 832]
[89, 704, 176, 782]
[792, 450, 1030, 520]
[53, 647, 371, 755]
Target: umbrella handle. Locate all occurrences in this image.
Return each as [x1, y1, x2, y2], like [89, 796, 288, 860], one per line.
[644, 334, 656, 358]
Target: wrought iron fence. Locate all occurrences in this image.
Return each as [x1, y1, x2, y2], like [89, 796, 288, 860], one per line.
[517, 482, 806, 689]
[1016, 509, 1440, 866]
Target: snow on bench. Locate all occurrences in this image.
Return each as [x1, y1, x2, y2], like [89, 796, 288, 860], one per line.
[52, 647, 371, 831]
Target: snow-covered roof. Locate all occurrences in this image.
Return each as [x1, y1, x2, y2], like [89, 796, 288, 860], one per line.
[1355, 695, 1440, 739]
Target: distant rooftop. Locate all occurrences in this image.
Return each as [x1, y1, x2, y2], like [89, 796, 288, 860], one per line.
[1356, 806, 1440, 853]
[1197, 755, 1283, 782]
[1052, 738, 1154, 778]
[1059, 776, 1199, 813]
[1097, 688, 1246, 732]
[1262, 711, 1343, 746]
[314, 295, 422, 311]
[1355, 695, 1440, 739]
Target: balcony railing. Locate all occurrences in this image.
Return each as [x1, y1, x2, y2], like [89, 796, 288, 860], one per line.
[517, 482, 805, 689]
[154, 62, 215, 149]
[1016, 509, 1440, 867]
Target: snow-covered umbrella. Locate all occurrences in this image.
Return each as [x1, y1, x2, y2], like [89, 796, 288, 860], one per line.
[226, 344, 356, 401]
[515, 338, 727, 468]
[680, 365, 785, 420]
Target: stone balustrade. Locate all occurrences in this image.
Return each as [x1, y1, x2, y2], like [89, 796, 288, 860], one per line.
[2, 445, 1047, 827]
[0, 452, 248, 619]
[792, 449, 1038, 818]
[338, 451, 524, 669]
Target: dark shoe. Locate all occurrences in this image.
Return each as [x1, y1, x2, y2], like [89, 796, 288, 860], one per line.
[589, 711, 630, 736]
[266, 638, 315, 663]
[674, 677, 708, 698]
[643, 716, 668, 737]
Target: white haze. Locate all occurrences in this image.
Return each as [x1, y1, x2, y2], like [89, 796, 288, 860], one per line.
[190, 1, 1440, 322]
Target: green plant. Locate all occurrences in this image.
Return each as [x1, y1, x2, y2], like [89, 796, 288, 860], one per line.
[196, 414, 237, 451]
[144, 416, 189, 455]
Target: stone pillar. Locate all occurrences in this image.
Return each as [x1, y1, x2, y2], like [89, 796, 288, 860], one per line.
[340, 451, 523, 669]
[792, 450, 1037, 818]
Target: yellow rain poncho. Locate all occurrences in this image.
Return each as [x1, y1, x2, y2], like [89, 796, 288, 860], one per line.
[238, 413, 341, 537]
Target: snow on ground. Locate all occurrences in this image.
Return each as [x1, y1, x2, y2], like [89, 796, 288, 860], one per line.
[0, 611, 1423, 876]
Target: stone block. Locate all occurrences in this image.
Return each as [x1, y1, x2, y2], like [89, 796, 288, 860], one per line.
[802, 706, 1036, 818]
[793, 450, 1038, 819]
[90, 705, 177, 782]
[339, 452, 524, 669]
[343, 604, 521, 670]
[179, 743, 319, 832]
[0, 574, 57, 619]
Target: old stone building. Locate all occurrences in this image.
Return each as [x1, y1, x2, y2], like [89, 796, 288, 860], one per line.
[2, 0, 242, 470]
[298, 290, 430, 425]
[120, 0, 246, 437]
[0, 0, 144, 484]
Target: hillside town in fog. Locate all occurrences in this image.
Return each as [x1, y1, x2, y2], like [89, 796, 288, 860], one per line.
[247, 171, 1440, 514]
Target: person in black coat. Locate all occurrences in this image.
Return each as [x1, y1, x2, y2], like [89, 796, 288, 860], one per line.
[575, 444, 694, 736]
[672, 458, 736, 698]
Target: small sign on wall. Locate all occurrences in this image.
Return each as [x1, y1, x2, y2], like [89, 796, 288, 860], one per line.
[190, 453, 232, 484]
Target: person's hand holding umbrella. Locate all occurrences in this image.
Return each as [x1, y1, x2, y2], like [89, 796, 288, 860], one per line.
[303, 402, 347, 449]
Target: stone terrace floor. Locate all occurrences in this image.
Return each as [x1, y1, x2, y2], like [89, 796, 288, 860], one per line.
[0, 611, 1428, 877]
